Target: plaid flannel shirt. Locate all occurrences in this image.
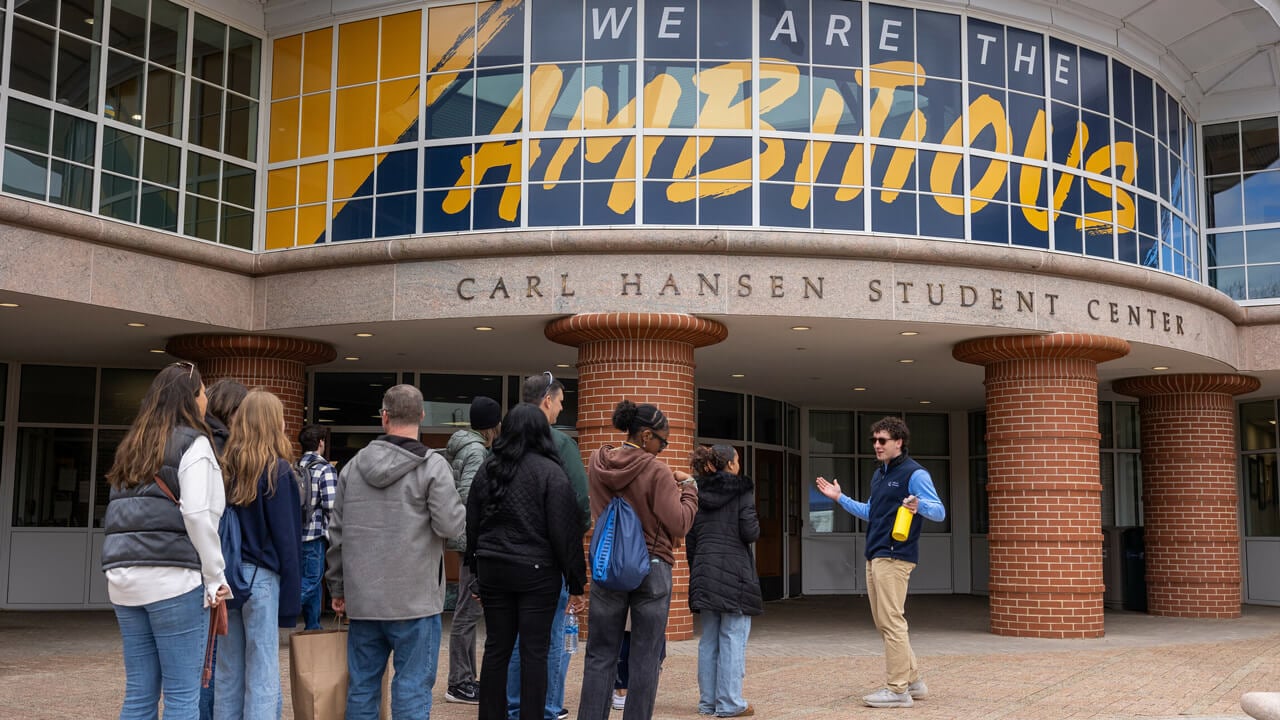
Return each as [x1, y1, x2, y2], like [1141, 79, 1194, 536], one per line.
[300, 451, 337, 542]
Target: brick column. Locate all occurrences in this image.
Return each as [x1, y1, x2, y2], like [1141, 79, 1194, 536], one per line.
[954, 333, 1130, 638]
[166, 334, 336, 448]
[1111, 373, 1259, 618]
[545, 312, 728, 641]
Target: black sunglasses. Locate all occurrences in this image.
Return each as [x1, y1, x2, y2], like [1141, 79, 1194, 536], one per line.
[872, 436, 894, 445]
[650, 430, 669, 451]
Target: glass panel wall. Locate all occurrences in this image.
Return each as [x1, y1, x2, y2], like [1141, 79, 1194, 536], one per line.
[10, 364, 153, 529]
[1204, 117, 1280, 300]
[808, 410, 951, 534]
[1099, 401, 1142, 526]
[0, 0, 260, 247]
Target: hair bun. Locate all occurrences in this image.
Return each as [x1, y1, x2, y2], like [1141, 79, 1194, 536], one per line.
[611, 399, 638, 431]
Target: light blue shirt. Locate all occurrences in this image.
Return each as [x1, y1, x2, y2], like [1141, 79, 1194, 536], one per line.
[836, 468, 946, 523]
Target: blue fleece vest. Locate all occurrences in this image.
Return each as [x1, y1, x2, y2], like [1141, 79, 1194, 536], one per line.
[865, 453, 926, 563]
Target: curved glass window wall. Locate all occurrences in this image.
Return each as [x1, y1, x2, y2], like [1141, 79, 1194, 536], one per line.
[0, 0, 260, 248]
[265, 0, 1201, 281]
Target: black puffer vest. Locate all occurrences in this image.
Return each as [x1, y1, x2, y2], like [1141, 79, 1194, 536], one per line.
[101, 426, 204, 572]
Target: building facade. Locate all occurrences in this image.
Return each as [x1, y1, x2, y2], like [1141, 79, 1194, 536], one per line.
[2, 0, 1280, 639]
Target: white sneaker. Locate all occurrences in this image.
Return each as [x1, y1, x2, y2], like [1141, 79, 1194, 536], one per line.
[908, 679, 928, 700]
[612, 692, 626, 710]
[862, 688, 913, 708]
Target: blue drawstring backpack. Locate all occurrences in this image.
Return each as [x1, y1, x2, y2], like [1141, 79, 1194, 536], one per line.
[589, 496, 650, 591]
[219, 508, 255, 610]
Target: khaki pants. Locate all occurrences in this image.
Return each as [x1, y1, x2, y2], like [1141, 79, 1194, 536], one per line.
[866, 557, 918, 693]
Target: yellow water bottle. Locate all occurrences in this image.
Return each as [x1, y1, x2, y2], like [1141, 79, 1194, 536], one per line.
[892, 503, 914, 542]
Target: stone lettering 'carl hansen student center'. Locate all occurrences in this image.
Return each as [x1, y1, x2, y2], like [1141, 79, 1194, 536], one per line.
[4, 0, 1280, 640]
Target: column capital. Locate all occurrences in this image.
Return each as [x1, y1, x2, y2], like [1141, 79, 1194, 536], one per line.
[545, 312, 728, 348]
[1112, 373, 1261, 398]
[953, 333, 1130, 366]
[166, 334, 337, 365]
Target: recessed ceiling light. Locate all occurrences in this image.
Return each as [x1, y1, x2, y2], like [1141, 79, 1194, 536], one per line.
[148, 348, 166, 354]
[344, 356, 360, 361]
[1271, 419, 1278, 426]
[555, 363, 572, 368]
[898, 359, 914, 364]
[730, 373, 746, 378]
[900, 331, 919, 336]
[919, 400, 932, 404]
[1152, 366, 1169, 371]
[791, 325, 811, 331]
[852, 387, 867, 391]
[85, 18, 94, 25]
[130, 114, 142, 121]
[0, 302, 18, 308]
[474, 326, 494, 332]
[795, 347, 806, 351]
[127, 322, 146, 327]
[354, 332, 374, 338]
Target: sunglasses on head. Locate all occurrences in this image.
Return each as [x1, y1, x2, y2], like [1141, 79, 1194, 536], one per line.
[171, 361, 195, 378]
[542, 370, 555, 398]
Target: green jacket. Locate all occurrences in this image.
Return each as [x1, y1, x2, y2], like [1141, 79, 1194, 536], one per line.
[552, 427, 591, 528]
[445, 428, 488, 551]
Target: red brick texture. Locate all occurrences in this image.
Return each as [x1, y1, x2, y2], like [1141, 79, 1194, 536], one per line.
[166, 334, 336, 452]
[1112, 373, 1260, 618]
[955, 334, 1130, 638]
[546, 313, 728, 641]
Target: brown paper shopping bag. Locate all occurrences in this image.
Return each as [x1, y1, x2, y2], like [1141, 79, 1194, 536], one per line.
[289, 627, 392, 720]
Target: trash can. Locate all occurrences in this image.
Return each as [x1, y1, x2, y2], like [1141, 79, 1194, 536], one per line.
[1120, 526, 1147, 612]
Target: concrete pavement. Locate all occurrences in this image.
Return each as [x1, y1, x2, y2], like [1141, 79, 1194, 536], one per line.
[1, 594, 1277, 719]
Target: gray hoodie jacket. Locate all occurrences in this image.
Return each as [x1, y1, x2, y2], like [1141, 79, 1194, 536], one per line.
[326, 435, 465, 620]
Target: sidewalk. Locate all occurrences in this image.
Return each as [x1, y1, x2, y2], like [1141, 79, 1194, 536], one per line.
[2, 594, 1277, 719]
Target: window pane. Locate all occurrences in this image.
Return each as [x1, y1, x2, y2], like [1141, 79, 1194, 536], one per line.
[754, 397, 783, 445]
[57, 34, 98, 112]
[223, 163, 255, 208]
[102, 127, 140, 176]
[220, 203, 253, 249]
[223, 95, 256, 161]
[189, 80, 222, 151]
[698, 389, 744, 440]
[150, 0, 188, 71]
[105, 50, 145, 126]
[63, 0, 101, 41]
[905, 413, 948, 456]
[328, 432, 382, 468]
[1099, 402, 1114, 449]
[227, 28, 260, 98]
[101, 172, 139, 221]
[1241, 116, 1280, 172]
[314, 372, 400, 427]
[970, 456, 988, 533]
[98, 368, 155, 425]
[185, 195, 218, 240]
[1241, 401, 1277, 450]
[145, 67, 183, 137]
[810, 410, 854, 454]
[417, 373, 505, 428]
[1244, 453, 1280, 536]
[52, 112, 96, 164]
[1114, 452, 1142, 526]
[1203, 122, 1240, 176]
[7, 99, 51, 153]
[142, 138, 180, 187]
[3, 148, 48, 199]
[187, 151, 220, 197]
[808, 456, 856, 533]
[0, 362, 7, 420]
[50, 160, 94, 210]
[108, 0, 148, 57]
[93, 429, 126, 528]
[13, 428, 93, 527]
[193, 14, 226, 85]
[140, 183, 179, 231]
[1115, 402, 1139, 449]
[19, 365, 96, 423]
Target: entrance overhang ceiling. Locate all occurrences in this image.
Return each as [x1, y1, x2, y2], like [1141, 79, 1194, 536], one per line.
[248, 0, 1280, 121]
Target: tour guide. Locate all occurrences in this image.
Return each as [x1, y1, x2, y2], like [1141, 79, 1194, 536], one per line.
[814, 416, 946, 709]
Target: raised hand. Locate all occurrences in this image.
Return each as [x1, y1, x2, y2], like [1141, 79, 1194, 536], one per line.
[815, 476, 842, 501]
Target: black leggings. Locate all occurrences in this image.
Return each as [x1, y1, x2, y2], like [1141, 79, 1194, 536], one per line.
[476, 558, 562, 720]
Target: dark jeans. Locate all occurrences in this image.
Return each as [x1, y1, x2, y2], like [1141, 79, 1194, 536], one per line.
[477, 558, 562, 720]
[300, 539, 326, 630]
[615, 631, 667, 690]
[577, 559, 672, 720]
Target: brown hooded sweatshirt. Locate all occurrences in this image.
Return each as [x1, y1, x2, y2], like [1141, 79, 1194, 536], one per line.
[588, 443, 699, 565]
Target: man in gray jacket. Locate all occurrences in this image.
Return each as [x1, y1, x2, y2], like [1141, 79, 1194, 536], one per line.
[326, 384, 465, 720]
[444, 395, 501, 705]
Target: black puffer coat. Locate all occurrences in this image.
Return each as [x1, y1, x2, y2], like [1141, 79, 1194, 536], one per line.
[686, 470, 763, 616]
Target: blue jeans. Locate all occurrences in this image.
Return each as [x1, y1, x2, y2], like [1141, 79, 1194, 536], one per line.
[697, 612, 751, 717]
[114, 586, 209, 720]
[346, 615, 442, 720]
[300, 540, 326, 630]
[506, 583, 569, 720]
[214, 563, 282, 720]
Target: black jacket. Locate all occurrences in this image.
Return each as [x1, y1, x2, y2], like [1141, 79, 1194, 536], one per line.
[686, 471, 763, 616]
[466, 452, 587, 595]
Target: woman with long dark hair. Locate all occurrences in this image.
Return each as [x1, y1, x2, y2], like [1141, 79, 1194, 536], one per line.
[465, 403, 586, 720]
[577, 400, 699, 720]
[687, 445, 761, 718]
[215, 390, 301, 720]
[103, 361, 230, 720]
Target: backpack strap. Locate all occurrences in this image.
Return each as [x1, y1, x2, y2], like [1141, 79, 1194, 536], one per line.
[152, 474, 179, 505]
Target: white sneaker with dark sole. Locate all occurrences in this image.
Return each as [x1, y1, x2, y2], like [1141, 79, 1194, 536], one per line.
[862, 688, 913, 708]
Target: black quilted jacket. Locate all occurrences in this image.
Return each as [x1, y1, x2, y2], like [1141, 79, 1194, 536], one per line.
[686, 471, 764, 616]
[466, 452, 587, 595]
